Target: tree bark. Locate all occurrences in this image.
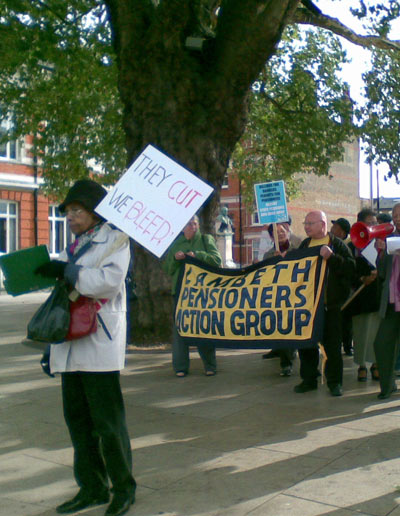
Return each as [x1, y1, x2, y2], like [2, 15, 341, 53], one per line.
[104, 0, 300, 341]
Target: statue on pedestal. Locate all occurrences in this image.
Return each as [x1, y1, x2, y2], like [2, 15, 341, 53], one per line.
[215, 206, 236, 267]
[216, 206, 234, 235]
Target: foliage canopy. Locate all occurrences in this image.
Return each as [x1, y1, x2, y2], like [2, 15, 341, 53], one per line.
[0, 1, 400, 196]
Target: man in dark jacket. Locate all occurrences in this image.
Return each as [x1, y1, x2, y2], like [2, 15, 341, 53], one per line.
[294, 210, 355, 396]
[373, 203, 400, 399]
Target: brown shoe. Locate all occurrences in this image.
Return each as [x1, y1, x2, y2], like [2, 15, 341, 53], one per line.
[370, 364, 379, 381]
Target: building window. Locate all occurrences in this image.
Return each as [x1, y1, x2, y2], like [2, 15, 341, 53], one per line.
[0, 114, 22, 161]
[252, 239, 260, 263]
[251, 210, 261, 226]
[0, 201, 18, 253]
[48, 205, 68, 255]
[222, 172, 229, 189]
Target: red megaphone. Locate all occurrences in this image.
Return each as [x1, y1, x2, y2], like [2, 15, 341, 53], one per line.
[350, 222, 394, 249]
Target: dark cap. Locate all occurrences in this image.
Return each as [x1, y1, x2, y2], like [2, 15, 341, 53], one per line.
[59, 179, 107, 214]
[331, 217, 351, 235]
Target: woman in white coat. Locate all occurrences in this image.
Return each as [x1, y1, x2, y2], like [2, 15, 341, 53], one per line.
[36, 179, 136, 516]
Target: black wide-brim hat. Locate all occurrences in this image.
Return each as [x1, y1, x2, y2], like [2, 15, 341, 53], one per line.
[59, 179, 107, 214]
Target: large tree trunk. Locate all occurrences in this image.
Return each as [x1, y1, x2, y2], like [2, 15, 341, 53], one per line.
[105, 0, 299, 342]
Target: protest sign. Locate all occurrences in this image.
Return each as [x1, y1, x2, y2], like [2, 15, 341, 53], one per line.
[254, 180, 288, 224]
[175, 247, 327, 350]
[95, 145, 214, 257]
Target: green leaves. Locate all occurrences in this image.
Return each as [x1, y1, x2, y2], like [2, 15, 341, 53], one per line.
[0, 0, 125, 198]
[1, 0, 400, 201]
[232, 26, 356, 207]
[357, 48, 400, 177]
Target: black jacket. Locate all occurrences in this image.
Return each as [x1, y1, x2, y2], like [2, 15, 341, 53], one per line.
[299, 233, 355, 309]
[343, 242, 379, 316]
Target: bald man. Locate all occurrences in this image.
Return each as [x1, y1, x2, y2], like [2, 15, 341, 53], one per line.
[294, 210, 355, 397]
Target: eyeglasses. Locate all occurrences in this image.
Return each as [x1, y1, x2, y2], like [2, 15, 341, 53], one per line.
[65, 208, 85, 217]
[303, 220, 322, 226]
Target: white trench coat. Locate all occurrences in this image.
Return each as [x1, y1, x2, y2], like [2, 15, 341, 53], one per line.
[50, 224, 130, 373]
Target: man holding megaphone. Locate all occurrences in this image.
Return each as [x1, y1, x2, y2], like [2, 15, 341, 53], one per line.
[372, 203, 400, 399]
[293, 210, 355, 397]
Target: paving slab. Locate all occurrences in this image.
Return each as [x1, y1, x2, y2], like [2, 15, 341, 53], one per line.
[1, 292, 400, 516]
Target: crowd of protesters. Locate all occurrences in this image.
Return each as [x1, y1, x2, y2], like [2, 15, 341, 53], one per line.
[165, 204, 400, 401]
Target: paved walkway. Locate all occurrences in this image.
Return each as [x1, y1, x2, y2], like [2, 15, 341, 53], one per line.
[1, 293, 400, 516]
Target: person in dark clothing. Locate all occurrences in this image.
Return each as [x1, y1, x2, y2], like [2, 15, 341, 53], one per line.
[293, 210, 355, 397]
[373, 203, 400, 399]
[330, 217, 351, 242]
[345, 208, 380, 382]
[377, 212, 392, 224]
[330, 217, 353, 355]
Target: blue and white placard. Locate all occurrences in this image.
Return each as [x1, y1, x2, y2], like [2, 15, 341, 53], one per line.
[254, 180, 288, 225]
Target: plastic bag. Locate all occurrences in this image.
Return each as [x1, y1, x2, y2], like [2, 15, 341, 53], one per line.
[27, 280, 70, 343]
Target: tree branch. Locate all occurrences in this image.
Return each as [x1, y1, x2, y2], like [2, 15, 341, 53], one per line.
[260, 89, 313, 116]
[211, 0, 300, 96]
[292, 7, 400, 52]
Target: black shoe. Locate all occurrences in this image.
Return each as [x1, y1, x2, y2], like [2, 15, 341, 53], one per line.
[262, 350, 279, 359]
[294, 381, 317, 393]
[105, 492, 136, 516]
[56, 489, 109, 514]
[377, 384, 398, 400]
[344, 348, 353, 356]
[329, 384, 343, 397]
[280, 366, 292, 377]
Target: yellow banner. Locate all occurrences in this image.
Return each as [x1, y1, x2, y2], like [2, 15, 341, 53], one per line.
[175, 247, 327, 349]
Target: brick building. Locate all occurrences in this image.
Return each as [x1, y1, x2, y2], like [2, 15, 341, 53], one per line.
[0, 133, 69, 288]
[221, 139, 361, 266]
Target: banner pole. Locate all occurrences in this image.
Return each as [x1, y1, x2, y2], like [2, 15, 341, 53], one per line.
[341, 284, 366, 311]
[273, 223, 279, 253]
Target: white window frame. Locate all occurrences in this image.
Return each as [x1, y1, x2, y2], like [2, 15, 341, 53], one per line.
[48, 205, 69, 257]
[0, 200, 18, 253]
[252, 239, 260, 263]
[251, 210, 261, 226]
[0, 201, 18, 289]
[0, 115, 23, 162]
[221, 172, 229, 189]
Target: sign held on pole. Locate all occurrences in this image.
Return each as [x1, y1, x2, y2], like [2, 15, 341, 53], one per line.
[254, 180, 288, 225]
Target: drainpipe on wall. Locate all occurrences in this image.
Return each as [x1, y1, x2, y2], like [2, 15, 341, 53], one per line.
[369, 162, 373, 210]
[376, 166, 380, 212]
[33, 154, 38, 246]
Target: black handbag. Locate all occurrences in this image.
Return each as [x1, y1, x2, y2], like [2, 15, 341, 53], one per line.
[27, 280, 71, 343]
[27, 232, 127, 344]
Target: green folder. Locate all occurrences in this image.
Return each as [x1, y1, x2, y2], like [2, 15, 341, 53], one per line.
[0, 245, 56, 296]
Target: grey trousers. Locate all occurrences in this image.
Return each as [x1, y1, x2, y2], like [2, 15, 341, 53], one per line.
[172, 323, 217, 373]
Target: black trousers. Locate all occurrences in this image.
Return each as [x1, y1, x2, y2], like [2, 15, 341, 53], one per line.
[374, 304, 400, 396]
[61, 371, 136, 496]
[279, 349, 295, 368]
[341, 310, 353, 352]
[298, 306, 343, 387]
